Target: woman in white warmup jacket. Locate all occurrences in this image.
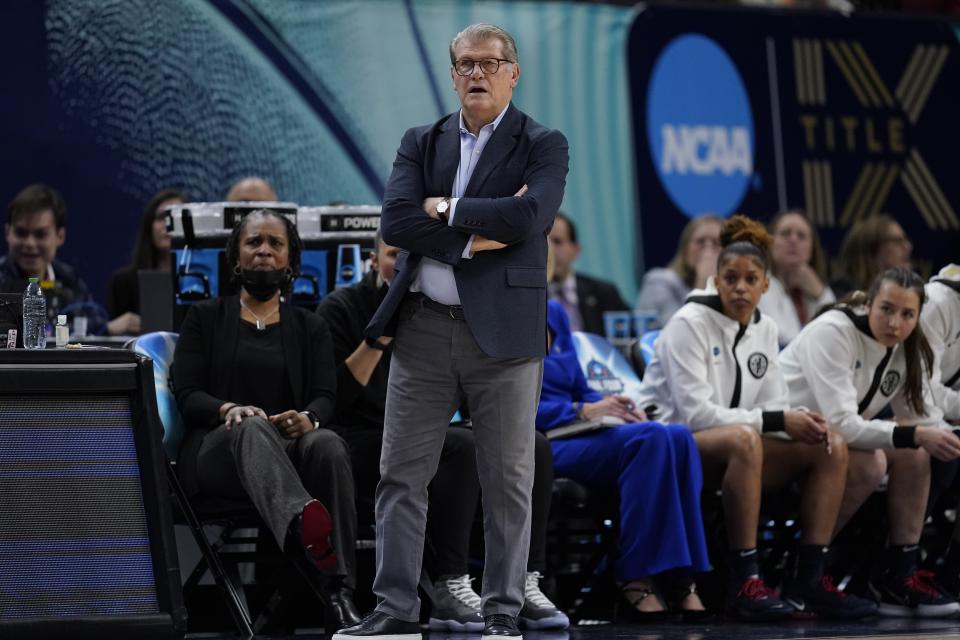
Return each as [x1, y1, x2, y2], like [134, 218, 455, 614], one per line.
[636, 216, 874, 622]
[922, 264, 960, 423]
[779, 267, 960, 618]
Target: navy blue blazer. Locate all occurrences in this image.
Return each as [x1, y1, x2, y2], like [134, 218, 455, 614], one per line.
[366, 103, 569, 358]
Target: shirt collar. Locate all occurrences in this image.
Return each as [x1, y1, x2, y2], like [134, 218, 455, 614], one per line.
[458, 103, 510, 136]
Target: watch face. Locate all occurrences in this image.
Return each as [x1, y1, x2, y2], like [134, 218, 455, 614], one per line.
[437, 199, 449, 213]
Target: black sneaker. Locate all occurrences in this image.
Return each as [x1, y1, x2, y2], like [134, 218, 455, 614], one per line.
[869, 569, 960, 618]
[427, 574, 483, 632]
[482, 613, 522, 639]
[781, 575, 877, 620]
[727, 577, 795, 621]
[331, 610, 422, 639]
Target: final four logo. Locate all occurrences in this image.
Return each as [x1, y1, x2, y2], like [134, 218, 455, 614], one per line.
[585, 360, 625, 395]
[646, 34, 755, 219]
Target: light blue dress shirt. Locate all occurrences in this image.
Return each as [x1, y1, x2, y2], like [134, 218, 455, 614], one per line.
[411, 104, 511, 305]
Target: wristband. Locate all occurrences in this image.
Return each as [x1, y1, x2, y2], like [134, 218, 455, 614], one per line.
[761, 411, 785, 433]
[892, 426, 919, 449]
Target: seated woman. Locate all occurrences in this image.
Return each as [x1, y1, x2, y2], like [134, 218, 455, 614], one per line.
[758, 209, 834, 347]
[635, 214, 721, 329]
[538, 299, 709, 621]
[831, 214, 913, 300]
[780, 267, 960, 617]
[635, 215, 874, 621]
[172, 209, 360, 629]
[107, 188, 184, 335]
[921, 265, 960, 595]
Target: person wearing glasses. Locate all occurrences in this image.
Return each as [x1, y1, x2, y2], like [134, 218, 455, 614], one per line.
[831, 214, 913, 300]
[335, 23, 568, 640]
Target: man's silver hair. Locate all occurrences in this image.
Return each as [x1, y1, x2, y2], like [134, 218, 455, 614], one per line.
[449, 23, 518, 64]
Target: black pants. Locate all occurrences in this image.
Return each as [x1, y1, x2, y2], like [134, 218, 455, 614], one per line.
[340, 424, 554, 576]
[195, 419, 357, 586]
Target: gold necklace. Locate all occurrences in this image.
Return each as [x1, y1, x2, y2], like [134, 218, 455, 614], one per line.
[239, 298, 279, 330]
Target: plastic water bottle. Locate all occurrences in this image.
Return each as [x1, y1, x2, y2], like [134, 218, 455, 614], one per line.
[22, 277, 46, 350]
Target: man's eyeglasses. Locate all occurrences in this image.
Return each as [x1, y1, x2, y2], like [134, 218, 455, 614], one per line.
[453, 58, 514, 77]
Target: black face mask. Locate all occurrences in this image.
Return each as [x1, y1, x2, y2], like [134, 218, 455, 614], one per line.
[240, 268, 286, 301]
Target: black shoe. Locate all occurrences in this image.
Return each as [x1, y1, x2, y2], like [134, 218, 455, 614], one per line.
[870, 569, 960, 618]
[324, 583, 362, 631]
[726, 577, 795, 621]
[331, 610, 421, 639]
[781, 575, 877, 620]
[482, 613, 522, 638]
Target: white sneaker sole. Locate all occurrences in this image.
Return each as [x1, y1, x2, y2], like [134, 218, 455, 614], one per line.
[878, 601, 960, 618]
[518, 612, 570, 629]
[428, 617, 485, 632]
[331, 634, 421, 640]
[917, 602, 960, 618]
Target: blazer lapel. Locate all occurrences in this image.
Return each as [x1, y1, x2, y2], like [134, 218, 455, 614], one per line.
[436, 116, 461, 196]
[279, 302, 303, 409]
[464, 103, 520, 197]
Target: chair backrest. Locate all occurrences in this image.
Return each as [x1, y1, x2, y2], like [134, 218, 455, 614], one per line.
[131, 331, 185, 460]
[571, 331, 644, 399]
[639, 329, 661, 367]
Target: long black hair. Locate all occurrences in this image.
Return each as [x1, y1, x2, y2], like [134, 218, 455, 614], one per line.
[224, 209, 302, 286]
[818, 267, 933, 416]
[131, 189, 185, 270]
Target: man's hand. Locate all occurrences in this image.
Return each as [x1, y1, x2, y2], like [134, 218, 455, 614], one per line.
[583, 395, 647, 422]
[269, 410, 314, 439]
[472, 236, 508, 252]
[423, 197, 444, 220]
[783, 410, 828, 445]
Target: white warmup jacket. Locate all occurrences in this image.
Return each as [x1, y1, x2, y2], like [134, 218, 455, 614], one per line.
[636, 288, 790, 433]
[780, 306, 945, 449]
[922, 265, 960, 421]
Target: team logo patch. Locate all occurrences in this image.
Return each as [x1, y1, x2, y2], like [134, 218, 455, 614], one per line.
[881, 370, 901, 397]
[713, 346, 721, 356]
[747, 352, 768, 379]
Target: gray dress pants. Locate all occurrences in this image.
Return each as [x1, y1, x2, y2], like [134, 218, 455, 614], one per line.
[373, 298, 542, 620]
[196, 417, 357, 585]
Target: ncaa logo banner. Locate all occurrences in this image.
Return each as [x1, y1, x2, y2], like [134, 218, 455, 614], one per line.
[646, 33, 755, 220]
[627, 6, 960, 277]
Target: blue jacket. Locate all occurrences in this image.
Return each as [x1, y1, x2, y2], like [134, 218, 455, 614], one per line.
[537, 300, 603, 431]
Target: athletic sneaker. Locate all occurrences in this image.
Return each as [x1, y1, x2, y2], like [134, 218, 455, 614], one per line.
[869, 569, 960, 618]
[781, 575, 877, 619]
[726, 577, 795, 621]
[427, 574, 484, 632]
[518, 571, 569, 629]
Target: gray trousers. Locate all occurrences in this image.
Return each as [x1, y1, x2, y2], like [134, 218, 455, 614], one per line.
[196, 418, 357, 586]
[373, 298, 542, 620]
